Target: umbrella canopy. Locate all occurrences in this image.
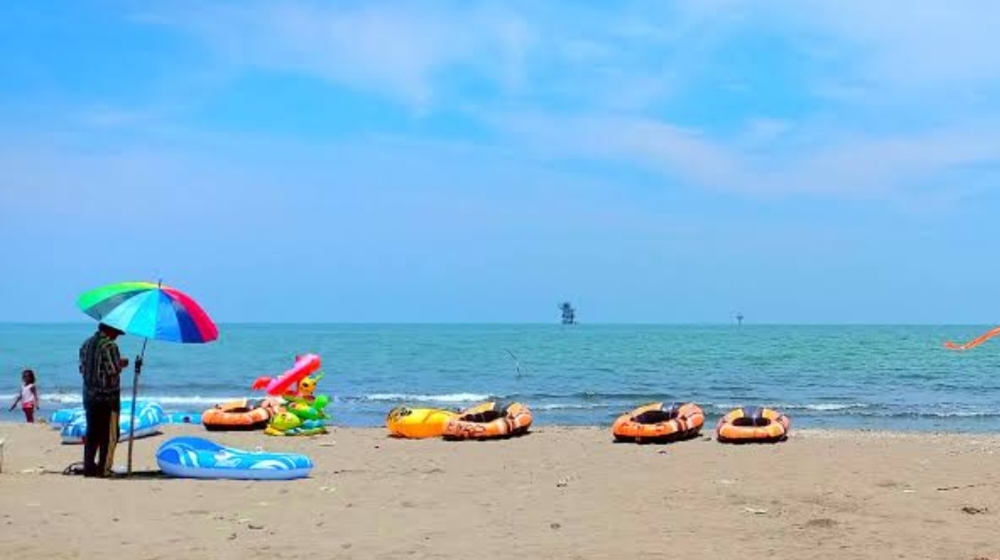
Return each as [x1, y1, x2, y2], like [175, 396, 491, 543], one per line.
[76, 281, 218, 475]
[77, 281, 218, 343]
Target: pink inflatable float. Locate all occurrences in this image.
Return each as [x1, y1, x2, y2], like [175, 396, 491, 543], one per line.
[252, 354, 322, 396]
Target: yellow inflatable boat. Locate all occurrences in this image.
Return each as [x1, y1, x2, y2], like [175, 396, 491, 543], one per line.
[386, 406, 459, 439]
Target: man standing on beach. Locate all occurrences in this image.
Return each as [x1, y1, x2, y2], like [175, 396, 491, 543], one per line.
[79, 323, 128, 478]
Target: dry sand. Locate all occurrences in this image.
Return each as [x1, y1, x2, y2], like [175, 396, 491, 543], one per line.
[1, 422, 998, 560]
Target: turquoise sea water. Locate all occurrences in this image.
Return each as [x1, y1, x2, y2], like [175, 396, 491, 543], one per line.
[1, 323, 999, 432]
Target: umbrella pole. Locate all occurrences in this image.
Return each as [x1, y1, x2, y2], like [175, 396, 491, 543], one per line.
[126, 338, 149, 476]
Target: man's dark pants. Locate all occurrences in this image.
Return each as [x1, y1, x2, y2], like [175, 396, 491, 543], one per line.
[83, 400, 119, 478]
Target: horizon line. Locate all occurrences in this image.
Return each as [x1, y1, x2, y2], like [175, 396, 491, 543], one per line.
[0, 320, 996, 327]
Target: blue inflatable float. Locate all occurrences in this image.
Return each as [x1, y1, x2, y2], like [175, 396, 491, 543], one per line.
[156, 436, 314, 480]
[49, 408, 85, 427]
[60, 401, 166, 444]
[50, 400, 158, 428]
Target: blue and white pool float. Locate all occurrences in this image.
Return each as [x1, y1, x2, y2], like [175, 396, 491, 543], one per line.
[49, 408, 85, 427]
[50, 400, 156, 428]
[60, 401, 166, 444]
[156, 436, 314, 480]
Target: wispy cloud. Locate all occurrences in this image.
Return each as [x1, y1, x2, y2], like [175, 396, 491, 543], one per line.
[488, 112, 1000, 199]
[738, 118, 793, 147]
[0, 0, 989, 206]
[137, 1, 532, 111]
[774, 0, 1000, 94]
[77, 106, 151, 128]
[7, 0, 1000, 321]
[134, 1, 748, 114]
[113, 0, 1000, 105]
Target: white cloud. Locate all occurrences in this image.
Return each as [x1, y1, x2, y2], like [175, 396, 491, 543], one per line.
[739, 118, 792, 147]
[78, 106, 151, 128]
[488, 112, 1000, 199]
[139, 1, 532, 110]
[57, 0, 1000, 202]
[777, 0, 1000, 91]
[0, 124, 699, 240]
[136, 1, 758, 114]
[130, 0, 1000, 108]
[700, 0, 1000, 115]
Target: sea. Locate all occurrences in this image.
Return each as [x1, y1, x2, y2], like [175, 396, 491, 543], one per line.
[1, 323, 999, 432]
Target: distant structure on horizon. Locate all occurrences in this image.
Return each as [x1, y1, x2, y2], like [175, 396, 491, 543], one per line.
[559, 302, 577, 325]
[734, 311, 744, 326]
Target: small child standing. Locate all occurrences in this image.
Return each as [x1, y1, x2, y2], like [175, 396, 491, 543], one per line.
[9, 369, 38, 423]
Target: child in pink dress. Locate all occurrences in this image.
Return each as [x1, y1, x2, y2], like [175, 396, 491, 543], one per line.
[9, 369, 39, 423]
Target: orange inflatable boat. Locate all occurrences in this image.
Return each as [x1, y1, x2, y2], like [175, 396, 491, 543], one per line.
[715, 406, 790, 443]
[442, 401, 532, 440]
[612, 402, 705, 443]
[202, 398, 277, 431]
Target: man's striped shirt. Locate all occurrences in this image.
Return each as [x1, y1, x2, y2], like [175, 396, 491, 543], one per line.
[79, 332, 122, 407]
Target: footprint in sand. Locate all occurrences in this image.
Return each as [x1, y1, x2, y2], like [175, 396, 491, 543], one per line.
[803, 518, 838, 529]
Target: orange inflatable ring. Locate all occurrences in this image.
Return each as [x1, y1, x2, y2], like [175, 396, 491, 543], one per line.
[202, 398, 276, 431]
[442, 401, 532, 440]
[715, 406, 790, 443]
[612, 402, 704, 443]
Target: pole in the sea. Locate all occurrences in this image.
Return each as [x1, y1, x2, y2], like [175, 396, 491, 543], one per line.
[735, 311, 744, 326]
[559, 302, 576, 325]
[505, 349, 524, 379]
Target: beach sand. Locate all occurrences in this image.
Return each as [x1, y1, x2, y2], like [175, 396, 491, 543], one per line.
[1, 423, 998, 560]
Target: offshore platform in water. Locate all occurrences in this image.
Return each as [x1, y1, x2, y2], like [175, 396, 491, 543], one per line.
[559, 302, 577, 325]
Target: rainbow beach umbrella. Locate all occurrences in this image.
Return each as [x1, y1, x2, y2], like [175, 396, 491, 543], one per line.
[77, 281, 218, 475]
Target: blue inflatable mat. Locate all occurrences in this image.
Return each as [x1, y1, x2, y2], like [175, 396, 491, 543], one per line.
[156, 436, 314, 480]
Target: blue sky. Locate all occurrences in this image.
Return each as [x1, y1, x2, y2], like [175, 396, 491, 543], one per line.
[2, 1, 1000, 323]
